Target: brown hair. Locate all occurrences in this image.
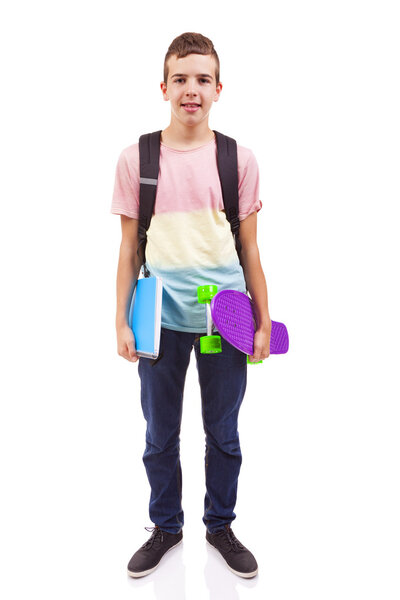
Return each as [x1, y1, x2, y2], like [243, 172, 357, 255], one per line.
[163, 32, 220, 85]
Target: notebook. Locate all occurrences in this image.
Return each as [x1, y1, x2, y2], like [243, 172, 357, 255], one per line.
[128, 276, 163, 359]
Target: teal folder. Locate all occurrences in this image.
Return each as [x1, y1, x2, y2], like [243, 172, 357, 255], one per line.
[128, 276, 163, 359]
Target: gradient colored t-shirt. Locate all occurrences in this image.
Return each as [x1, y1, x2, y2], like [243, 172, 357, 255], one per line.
[111, 135, 262, 332]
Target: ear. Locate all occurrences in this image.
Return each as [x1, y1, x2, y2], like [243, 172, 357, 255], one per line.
[214, 82, 223, 102]
[160, 81, 169, 101]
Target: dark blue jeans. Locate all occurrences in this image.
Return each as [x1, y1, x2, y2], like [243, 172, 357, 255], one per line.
[138, 327, 247, 534]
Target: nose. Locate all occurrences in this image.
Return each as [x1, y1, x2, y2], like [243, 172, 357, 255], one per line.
[184, 78, 198, 97]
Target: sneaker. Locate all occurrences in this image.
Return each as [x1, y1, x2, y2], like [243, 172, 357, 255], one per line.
[127, 525, 183, 578]
[206, 524, 258, 578]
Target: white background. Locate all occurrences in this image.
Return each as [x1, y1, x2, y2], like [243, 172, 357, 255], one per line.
[1, 1, 399, 599]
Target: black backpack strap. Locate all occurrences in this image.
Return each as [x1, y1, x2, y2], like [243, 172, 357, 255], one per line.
[213, 130, 243, 265]
[137, 130, 162, 277]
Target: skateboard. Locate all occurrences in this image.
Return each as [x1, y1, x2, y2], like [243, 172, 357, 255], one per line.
[197, 285, 289, 362]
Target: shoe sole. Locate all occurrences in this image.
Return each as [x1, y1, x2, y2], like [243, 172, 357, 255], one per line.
[206, 539, 258, 578]
[127, 538, 183, 578]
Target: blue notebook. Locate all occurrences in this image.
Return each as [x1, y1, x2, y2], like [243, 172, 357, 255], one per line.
[128, 276, 163, 359]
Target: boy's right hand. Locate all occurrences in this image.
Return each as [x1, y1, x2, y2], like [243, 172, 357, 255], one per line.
[117, 324, 139, 363]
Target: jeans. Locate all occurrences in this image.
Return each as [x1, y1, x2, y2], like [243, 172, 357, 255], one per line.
[138, 327, 247, 534]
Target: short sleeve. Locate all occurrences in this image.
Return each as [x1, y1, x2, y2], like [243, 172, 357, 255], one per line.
[110, 143, 140, 219]
[237, 146, 262, 221]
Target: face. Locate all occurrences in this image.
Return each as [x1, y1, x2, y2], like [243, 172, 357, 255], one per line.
[160, 53, 222, 127]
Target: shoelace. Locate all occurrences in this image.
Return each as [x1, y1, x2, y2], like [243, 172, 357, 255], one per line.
[215, 525, 244, 552]
[141, 525, 164, 549]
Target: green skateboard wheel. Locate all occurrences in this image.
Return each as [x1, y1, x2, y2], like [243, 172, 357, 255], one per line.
[197, 285, 218, 304]
[200, 335, 222, 354]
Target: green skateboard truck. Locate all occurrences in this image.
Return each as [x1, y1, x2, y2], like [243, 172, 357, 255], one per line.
[197, 285, 222, 354]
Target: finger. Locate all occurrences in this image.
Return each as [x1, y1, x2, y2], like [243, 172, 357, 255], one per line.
[252, 344, 262, 362]
[249, 355, 262, 364]
[120, 347, 131, 362]
[261, 346, 270, 359]
[118, 343, 137, 363]
[249, 352, 261, 363]
[127, 340, 138, 362]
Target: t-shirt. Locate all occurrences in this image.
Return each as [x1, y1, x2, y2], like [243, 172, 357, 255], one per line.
[111, 135, 262, 333]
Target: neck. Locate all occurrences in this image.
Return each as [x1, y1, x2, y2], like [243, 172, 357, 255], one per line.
[161, 120, 214, 150]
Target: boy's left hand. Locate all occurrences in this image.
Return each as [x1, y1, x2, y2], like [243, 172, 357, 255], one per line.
[248, 324, 271, 363]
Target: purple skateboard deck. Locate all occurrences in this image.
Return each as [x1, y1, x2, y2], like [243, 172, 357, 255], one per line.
[210, 290, 289, 356]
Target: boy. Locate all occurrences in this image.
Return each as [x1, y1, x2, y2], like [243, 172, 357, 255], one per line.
[111, 32, 271, 579]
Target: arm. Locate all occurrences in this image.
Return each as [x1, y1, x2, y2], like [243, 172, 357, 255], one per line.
[115, 216, 142, 362]
[238, 211, 272, 361]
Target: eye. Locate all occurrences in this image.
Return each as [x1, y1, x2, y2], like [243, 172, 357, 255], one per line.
[174, 78, 184, 83]
[200, 78, 210, 84]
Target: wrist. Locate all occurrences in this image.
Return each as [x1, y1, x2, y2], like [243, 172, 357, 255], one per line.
[257, 317, 271, 332]
[116, 316, 130, 330]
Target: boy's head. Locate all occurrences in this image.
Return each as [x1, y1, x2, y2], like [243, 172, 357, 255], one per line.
[163, 32, 220, 86]
[161, 33, 222, 127]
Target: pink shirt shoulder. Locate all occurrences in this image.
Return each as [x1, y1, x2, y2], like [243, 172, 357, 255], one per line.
[111, 140, 262, 220]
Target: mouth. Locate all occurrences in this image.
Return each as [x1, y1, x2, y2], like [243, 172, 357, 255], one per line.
[181, 103, 201, 113]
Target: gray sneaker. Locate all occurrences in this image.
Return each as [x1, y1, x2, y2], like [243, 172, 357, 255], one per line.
[127, 525, 183, 578]
[206, 524, 258, 578]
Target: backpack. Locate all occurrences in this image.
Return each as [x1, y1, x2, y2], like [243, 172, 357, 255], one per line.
[137, 130, 243, 278]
